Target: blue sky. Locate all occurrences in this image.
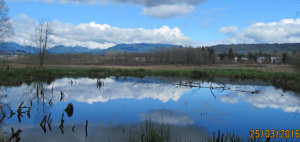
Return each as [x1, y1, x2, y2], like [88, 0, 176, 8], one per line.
[5, 0, 300, 49]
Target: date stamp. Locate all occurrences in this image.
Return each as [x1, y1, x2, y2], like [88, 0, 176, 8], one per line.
[250, 129, 300, 138]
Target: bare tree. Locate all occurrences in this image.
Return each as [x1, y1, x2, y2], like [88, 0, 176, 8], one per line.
[0, 0, 14, 44]
[33, 18, 54, 67]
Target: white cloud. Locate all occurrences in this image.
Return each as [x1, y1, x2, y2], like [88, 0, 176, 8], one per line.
[141, 4, 195, 19]
[9, 14, 196, 49]
[201, 18, 300, 46]
[219, 26, 238, 34]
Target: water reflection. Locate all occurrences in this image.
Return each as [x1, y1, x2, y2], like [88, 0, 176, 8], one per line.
[0, 76, 299, 141]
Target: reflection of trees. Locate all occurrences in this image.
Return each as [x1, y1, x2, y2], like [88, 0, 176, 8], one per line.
[22, 82, 53, 122]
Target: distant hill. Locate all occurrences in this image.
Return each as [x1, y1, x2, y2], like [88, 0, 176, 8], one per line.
[210, 43, 300, 53]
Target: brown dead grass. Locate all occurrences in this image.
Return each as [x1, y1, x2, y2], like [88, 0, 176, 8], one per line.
[8, 63, 295, 73]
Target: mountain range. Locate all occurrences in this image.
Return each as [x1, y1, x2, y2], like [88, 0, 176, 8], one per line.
[1, 42, 300, 55]
[0, 42, 176, 54]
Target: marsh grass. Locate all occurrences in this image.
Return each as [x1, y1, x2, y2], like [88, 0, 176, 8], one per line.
[125, 118, 171, 142]
[205, 130, 293, 142]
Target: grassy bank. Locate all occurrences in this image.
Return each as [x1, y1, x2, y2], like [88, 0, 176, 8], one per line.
[0, 67, 299, 91]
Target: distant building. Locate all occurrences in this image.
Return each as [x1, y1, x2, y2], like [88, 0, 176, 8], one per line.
[257, 57, 265, 63]
[271, 57, 282, 63]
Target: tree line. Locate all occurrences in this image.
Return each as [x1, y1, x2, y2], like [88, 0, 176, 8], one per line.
[10, 46, 299, 67]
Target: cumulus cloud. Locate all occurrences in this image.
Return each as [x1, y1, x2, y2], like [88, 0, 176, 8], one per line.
[141, 4, 195, 19]
[219, 26, 238, 34]
[200, 18, 300, 46]
[9, 14, 196, 49]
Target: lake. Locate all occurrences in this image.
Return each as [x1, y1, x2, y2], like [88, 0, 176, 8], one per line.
[0, 76, 299, 141]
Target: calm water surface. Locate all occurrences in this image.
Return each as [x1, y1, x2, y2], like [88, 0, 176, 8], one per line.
[0, 76, 299, 141]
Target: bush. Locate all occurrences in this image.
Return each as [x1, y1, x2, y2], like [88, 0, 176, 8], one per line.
[0, 59, 10, 70]
[292, 53, 300, 74]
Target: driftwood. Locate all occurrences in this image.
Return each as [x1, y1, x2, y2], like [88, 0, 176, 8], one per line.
[40, 115, 47, 133]
[49, 99, 52, 106]
[60, 91, 65, 102]
[0, 115, 5, 123]
[210, 83, 216, 98]
[133, 78, 145, 85]
[16, 102, 24, 114]
[36, 86, 39, 98]
[17, 102, 25, 123]
[27, 106, 31, 119]
[59, 112, 64, 134]
[64, 103, 74, 117]
[47, 113, 52, 132]
[7, 107, 15, 120]
[85, 120, 88, 137]
[0, 103, 5, 116]
[9, 127, 22, 142]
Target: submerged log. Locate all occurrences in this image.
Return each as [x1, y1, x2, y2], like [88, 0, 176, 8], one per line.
[85, 120, 88, 137]
[64, 103, 74, 117]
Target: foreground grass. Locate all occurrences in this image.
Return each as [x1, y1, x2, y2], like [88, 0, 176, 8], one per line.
[0, 130, 9, 142]
[123, 118, 286, 142]
[0, 67, 299, 91]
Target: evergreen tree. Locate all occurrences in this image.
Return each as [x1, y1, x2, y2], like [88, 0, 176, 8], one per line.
[228, 48, 234, 60]
[282, 53, 287, 64]
[259, 51, 262, 57]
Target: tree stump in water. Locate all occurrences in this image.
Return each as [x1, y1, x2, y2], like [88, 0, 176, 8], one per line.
[64, 103, 74, 117]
